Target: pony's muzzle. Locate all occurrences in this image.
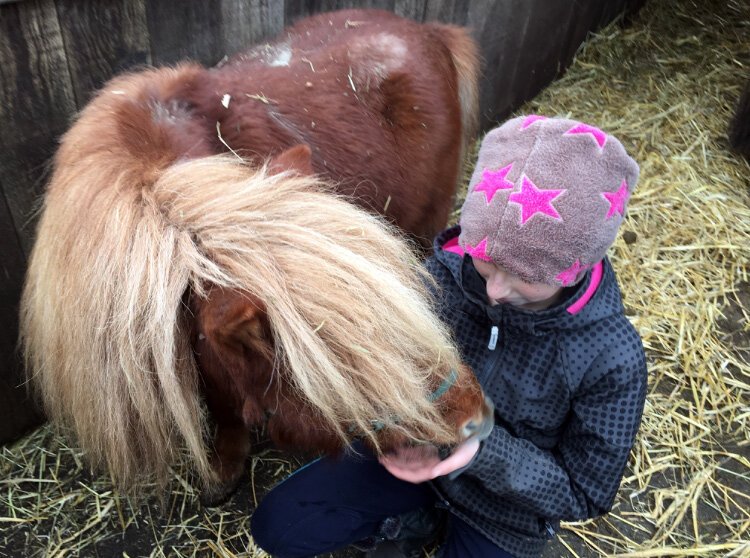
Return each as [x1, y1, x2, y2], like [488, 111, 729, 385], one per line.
[460, 395, 495, 443]
[436, 397, 494, 460]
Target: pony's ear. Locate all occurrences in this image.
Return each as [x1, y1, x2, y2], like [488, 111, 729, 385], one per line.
[268, 144, 314, 176]
[198, 288, 269, 352]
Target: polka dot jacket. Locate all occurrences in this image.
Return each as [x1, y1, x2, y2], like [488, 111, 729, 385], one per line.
[426, 226, 648, 558]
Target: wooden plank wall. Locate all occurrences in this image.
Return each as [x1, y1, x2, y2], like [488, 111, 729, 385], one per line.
[0, 0, 640, 444]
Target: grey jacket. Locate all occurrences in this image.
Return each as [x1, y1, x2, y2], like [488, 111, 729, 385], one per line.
[427, 226, 648, 558]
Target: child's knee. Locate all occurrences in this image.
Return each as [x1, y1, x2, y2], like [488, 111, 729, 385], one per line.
[250, 493, 339, 557]
[250, 492, 296, 556]
[252, 496, 378, 557]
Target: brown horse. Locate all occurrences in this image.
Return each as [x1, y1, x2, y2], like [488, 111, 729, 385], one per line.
[20, 9, 492, 504]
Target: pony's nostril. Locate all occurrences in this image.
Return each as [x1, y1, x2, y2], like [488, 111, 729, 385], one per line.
[462, 420, 479, 438]
[463, 397, 495, 442]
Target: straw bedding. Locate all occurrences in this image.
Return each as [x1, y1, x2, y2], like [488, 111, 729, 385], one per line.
[1, 0, 748, 556]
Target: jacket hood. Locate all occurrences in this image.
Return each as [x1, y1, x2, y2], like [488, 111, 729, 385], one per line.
[433, 226, 625, 335]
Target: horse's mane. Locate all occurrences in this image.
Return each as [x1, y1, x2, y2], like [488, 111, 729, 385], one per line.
[21, 148, 463, 486]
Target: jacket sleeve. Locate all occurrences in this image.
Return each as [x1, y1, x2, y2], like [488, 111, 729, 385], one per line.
[459, 326, 648, 520]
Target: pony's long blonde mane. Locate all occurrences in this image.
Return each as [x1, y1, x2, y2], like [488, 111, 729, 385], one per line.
[21, 151, 462, 488]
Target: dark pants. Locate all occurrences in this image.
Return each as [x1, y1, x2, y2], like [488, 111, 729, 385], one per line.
[250, 449, 515, 558]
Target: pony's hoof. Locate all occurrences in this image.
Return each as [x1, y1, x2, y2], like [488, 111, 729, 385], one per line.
[198, 479, 239, 507]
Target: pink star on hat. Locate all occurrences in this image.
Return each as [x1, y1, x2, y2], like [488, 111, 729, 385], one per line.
[508, 176, 566, 225]
[520, 115, 547, 129]
[565, 123, 607, 150]
[602, 179, 629, 218]
[556, 259, 587, 286]
[464, 237, 491, 261]
[474, 163, 514, 204]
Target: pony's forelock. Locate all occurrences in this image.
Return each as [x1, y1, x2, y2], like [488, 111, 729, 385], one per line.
[163, 157, 463, 450]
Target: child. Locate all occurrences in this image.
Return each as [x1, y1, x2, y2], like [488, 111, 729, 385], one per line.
[250, 115, 648, 558]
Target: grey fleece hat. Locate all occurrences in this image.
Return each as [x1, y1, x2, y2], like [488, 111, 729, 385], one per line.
[459, 115, 639, 286]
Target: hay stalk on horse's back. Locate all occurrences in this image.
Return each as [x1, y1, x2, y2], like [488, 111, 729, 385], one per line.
[20, 9, 493, 501]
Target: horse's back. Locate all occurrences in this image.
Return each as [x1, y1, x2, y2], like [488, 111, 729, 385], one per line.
[191, 9, 476, 243]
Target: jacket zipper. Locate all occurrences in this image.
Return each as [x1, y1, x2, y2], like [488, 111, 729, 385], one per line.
[475, 322, 504, 387]
[487, 325, 499, 350]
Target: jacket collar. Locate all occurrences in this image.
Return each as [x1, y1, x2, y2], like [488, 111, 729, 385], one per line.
[433, 226, 623, 334]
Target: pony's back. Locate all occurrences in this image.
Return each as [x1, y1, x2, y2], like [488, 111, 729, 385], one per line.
[191, 9, 478, 244]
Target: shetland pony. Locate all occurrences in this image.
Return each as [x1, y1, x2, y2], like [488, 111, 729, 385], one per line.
[20, 9, 491, 503]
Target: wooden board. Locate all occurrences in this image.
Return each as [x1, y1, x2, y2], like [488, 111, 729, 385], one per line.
[55, 0, 151, 107]
[145, 0, 224, 65]
[0, 0, 75, 443]
[423, 0, 469, 25]
[0, 0, 76, 255]
[469, 0, 632, 125]
[219, 0, 285, 57]
[0, 183, 42, 444]
[285, 0, 396, 25]
[468, 0, 534, 124]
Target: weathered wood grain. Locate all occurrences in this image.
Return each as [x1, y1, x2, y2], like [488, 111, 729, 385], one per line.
[145, 0, 223, 65]
[0, 0, 74, 441]
[394, 0, 471, 23]
[0, 185, 43, 444]
[285, 0, 396, 25]
[0, 0, 76, 254]
[468, 0, 631, 128]
[393, 0, 426, 21]
[468, 0, 533, 125]
[423, 0, 469, 25]
[513, 1, 580, 107]
[55, 0, 150, 108]
[220, 0, 285, 58]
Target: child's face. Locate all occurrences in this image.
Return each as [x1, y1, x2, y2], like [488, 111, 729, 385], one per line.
[471, 257, 563, 311]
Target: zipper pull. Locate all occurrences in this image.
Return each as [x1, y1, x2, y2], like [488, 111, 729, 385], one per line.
[488, 325, 499, 350]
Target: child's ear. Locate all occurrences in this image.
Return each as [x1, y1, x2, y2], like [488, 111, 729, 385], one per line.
[268, 144, 315, 176]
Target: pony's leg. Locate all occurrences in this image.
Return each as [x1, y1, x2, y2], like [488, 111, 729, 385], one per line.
[198, 360, 253, 505]
[200, 417, 252, 506]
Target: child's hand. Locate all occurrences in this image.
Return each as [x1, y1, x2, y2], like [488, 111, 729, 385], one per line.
[378, 438, 480, 483]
